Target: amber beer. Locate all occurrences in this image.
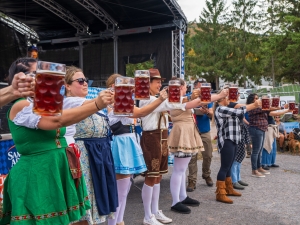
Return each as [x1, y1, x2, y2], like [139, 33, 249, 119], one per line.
[114, 77, 135, 116]
[135, 70, 150, 100]
[271, 95, 280, 107]
[262, 95, 270, 110]
[33, 70, 65, 116]
[200, 83, 211, 103]
[229, 85, 238, 102]
[289, 101, 296, 111]
[293, 107, 299, 115]
[168, 80, 181, 103]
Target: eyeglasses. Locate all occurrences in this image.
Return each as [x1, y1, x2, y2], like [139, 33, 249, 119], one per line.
[71, 78, 88, 85]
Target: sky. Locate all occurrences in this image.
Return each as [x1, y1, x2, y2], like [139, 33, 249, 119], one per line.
[177, 0, 206, 22]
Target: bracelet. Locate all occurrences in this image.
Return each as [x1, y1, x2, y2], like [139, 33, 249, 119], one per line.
[95, 101, 101, 110]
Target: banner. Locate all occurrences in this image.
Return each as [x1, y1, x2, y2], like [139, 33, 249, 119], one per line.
[283, 122, 299, 133]
[0, 174, 7, 203]
[0, 140, 19, 175]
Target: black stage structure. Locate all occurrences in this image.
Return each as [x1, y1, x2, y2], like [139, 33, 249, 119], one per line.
[0, 0, 187, 86]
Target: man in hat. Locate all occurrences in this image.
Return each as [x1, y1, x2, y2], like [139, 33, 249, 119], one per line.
[186, 78, 214, 192]
[139, 68, 187, 224]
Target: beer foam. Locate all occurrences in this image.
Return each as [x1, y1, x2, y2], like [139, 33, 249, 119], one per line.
[37, 70, 65, 75]
[115, 84, 135, 87]
[135, 75, 149, 78]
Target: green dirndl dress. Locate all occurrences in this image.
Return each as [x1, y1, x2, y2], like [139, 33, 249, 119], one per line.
[0, 117, 90, 224]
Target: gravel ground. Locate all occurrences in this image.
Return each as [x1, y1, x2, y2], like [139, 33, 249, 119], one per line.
[103, 151, 300, 225]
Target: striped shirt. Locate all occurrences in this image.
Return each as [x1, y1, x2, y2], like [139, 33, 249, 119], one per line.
[214, 106, 247, 152]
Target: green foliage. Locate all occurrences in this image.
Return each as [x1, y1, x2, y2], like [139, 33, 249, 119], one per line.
[125, 60, 154, 77]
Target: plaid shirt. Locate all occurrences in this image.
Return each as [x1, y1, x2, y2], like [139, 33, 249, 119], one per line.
[248, 108, 269, 131]
[214, 106, 247, 152]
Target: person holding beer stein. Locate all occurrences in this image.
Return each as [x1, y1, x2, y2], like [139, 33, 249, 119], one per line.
[0, 58, 113, 225]
[105, 73, 170, 225]
[139, 72, 228, 221]
[212, 91, 261, 204]
[63, 66, 118, 225]
[0, 58, 36, 108]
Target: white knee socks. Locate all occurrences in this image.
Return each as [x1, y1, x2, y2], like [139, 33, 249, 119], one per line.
[142, 183, 153, 220]
[108, 177, 131, 225]
[170, 157, 191, 206]
[116, 178, 132, 223]
[179, 173, 187, 201]
[151, 183, 160, 215]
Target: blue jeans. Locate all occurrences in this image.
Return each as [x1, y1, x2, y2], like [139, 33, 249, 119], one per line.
[249, 126, 265, 170]
[262, 138, 277, 166]
[230, 160, 241, 183]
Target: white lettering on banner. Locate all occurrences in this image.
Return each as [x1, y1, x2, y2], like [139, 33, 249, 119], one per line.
[180, 30, 185, 79]
[7, 151, 21, 167]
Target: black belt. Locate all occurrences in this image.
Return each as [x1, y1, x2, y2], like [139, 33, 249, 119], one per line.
[110, 121, 135, 136]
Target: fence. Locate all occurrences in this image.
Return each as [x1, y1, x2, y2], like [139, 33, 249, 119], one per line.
[256, 85, 300, 102]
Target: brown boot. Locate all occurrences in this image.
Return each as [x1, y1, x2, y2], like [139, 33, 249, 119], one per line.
[225, 177, 242, 196]
[186, 179, 196, 192]
[117, 222, 124, 225]
[215, 180, 233, 204]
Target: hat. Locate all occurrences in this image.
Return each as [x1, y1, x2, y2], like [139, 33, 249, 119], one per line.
[149, 68, 165, 80]
[193, 78, 206, 85]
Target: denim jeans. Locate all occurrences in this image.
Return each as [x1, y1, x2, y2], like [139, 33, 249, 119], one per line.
[262, 138, 277, 166]
[249, 126, 265, 170]
[230, 160, 241, 183]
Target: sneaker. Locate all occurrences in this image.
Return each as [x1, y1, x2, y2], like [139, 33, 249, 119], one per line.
[181, 196, 200, 207]
[262, 165, 270, 170]
[186, 180, 196, 192]
[233, 182, 245, 190]
[238, 180, 248, 186]
[154, 210, 172, 224]
[203, 176, 214, 187]
[251, 172, 265, 178]
[143, 214, 163, 225]
[171, 202, 191, 214]
[270, 164, 279, 167]
[258, 169, 270, 175]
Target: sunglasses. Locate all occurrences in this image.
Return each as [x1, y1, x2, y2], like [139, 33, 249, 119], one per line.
[71, 78, 88, 85]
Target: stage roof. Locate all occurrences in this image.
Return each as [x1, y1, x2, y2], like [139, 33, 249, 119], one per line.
[0, 0, 187, 41]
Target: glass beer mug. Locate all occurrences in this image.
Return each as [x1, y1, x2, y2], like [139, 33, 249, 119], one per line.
[288, 101, 296, 111]
[262, 95, 271, 110]
[271, 95, 280, 107]
[114, 76, 135, 116]
[229, 84, 238, 102]
[168, 80, 181, 103]
[33, 61, 66, 116]
[200, 83, 211, 103]
[134, 70, 150, 100]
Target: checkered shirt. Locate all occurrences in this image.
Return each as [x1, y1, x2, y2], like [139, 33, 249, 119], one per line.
[248, 108, 269, 131]
[214, 106, 247, 152]
[236, 122, 250, 163]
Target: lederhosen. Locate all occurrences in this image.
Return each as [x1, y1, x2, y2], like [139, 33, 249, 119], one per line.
[141, 112, 169, 177]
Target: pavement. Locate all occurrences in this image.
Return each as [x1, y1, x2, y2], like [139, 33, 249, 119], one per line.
[103, 150, 300, 225]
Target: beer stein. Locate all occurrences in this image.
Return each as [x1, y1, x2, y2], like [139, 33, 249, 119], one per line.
[114, 76, 135, 116]
[229, 84, 238, 102]
[271, 95, 280, 107]
[289, 101, 296, 111]
[134, 70, 150, 100]
[200, 83, 211, 103]
[168, 80, 181, 103]
[262, 95, 271, 110]
[33, 61, 66, 116]
[293, 106, 298, 115]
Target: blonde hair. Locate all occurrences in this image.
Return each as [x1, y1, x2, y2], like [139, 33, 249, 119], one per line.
[65, 66, 83, 96]
[106, 73, 122, 88]
[65, 66, 83, 84]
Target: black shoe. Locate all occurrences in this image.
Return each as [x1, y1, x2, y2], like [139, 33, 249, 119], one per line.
[271, 164, 279, 167]
[262, 165, 270, 170]
[171, 202, 191, 214]
[233, 182, 245, 190]
[181, 196, 200, 207]
[238, 180, 249, 186]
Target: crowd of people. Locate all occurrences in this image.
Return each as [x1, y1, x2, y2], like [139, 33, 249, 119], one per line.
[0, 57, 293, 225]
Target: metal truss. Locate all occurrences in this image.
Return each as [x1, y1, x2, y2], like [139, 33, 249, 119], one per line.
[74, 0, 117, 30]
[172, 30, 181, 78]
[0, 12, 39, 41]
[33, 0, 89, 34]
[162, 0, 187, 31]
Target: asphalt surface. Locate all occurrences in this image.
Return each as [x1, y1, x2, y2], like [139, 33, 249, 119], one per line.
[103, 151, 300, 225]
